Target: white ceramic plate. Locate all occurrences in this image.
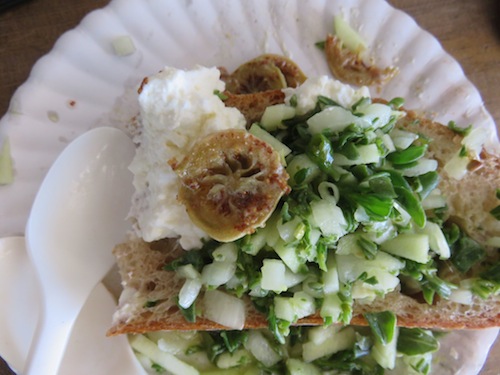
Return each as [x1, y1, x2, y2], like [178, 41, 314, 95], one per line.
[0, 0, 498, 373]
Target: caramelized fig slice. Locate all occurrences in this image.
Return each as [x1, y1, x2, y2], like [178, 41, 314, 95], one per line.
[224, 54, 307, 94]
[171, 129, 290, 242]
[325, 34, 397, 86]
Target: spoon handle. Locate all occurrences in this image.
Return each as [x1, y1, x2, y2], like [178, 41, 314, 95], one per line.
[23, 300, 76, 375]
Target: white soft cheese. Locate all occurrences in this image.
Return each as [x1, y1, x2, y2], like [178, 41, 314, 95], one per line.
[283, 75, 370, 114]
[129, 66, 246, 249]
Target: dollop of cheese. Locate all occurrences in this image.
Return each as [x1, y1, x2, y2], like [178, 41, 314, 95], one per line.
[283, 75, 370, 114]
[129, 66, 246, 249]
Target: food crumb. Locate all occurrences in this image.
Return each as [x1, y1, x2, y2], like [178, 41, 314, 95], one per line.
[47, 110, 59, 123]
[112, 35, 136, 56]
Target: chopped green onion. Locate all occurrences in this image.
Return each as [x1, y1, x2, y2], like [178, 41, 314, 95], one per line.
[490, 205, 500, 220]
[364, 311, 396, 345]
[397, 328, 439, 356]
[386, 145, 427, 165]
[447, 121, 472, 136]
[450, 236, 485, 273]
[388, 97, 405, 109]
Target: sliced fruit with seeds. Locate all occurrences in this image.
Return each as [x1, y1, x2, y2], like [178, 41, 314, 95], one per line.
[171, 129, 290, 242]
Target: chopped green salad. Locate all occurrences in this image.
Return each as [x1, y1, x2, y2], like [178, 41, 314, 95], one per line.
[150, 90, 498, 374]
[131, 311, 439, 375]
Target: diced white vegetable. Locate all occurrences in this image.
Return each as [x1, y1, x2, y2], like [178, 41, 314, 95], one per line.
[333, 144, 381, 166]
[320, 293, 343, 322]
[392, 201, 412, 227]
[302, 326, 356, 362]
[134, 352, 155, 372]
[260, 103, 296, 131]
[245, 331, 282, 367]
[336, 233, 364, 256]
[176, 264, 201, 279]
[307, 106, 370, 134]
[243, 228, 268, 255]
[112, 35, 136, 56]
[302, 274, 324, 298]
[322, 255, 340, 294]
[371, 327, 399, 369]
[201, 261, 236, 287]
[462, 127, 487, 160]
[421, 188, 447, 210]
[249, 123, 291, 162]
[178, 278, 202, 308]
[286, 154, 321, 186]
[333, 15, 367, 53]
[129, 334, 199, 375]
[203, 290, 246, 330]
[390, 128, 419, 150]
[277, 216, 305, 242]
[274, 239, 302, 273]
[380, 133, 396, 154]
[286, 358, 322, 375]
[352, 269, 400, 296]
[307, 325, 343, 345]
[311, 200, 347, 238]
[401, 158, 438, 177]
[291, 291, 316, 319]
[418, 221, 451, 259]
[0, 138, 14, 185]
[274, 296, 296, 322]
[351, 282, 378, 300]
[284, 266, 308, 288]
[261, 259, 287, 293]
[381, 233, 430, 263]
[216, 349, 253, 369]
[443, 151, 469, 180]
[336, 251, 404, 285]
[449, 288, 473, 305]
[359, 103, 392, 129]
[212, 243, 238, 263]
[274, 291, 315, 322]
[153, 331, 199, 355]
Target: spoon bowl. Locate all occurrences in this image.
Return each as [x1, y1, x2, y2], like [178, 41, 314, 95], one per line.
[24, 127, 135, 375]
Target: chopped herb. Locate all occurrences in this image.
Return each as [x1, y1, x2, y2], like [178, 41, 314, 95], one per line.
[450, 235, 485, 273]
[315, 40, 326, 50]
[143, 300, 159, 308]
[177, 297, 197, 322]
[388, 97, 405, 109]
[352, 97, 371, 111]
[220, 331, 248, 353]
[471, 278, 500, 299]
[490, 205, 500, 220]
[397, 328, 439, 356]
[151, 363, 166, 373]
[459, 145, 468, 157]
[417, 171, 439, 200]
[364, 310, 396, 345]
[213, 89, 228, 100]
[357, 236, 378, 260]
[480, 263, 500, 283]
[386, 144, 427, 165]
[447, 121, 472, 136]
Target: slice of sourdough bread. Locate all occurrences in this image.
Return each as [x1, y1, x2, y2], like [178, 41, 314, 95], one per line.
[107, 109, 500, 336]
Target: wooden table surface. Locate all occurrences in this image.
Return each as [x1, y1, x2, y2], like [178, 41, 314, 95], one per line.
[0, 0, 498, 374]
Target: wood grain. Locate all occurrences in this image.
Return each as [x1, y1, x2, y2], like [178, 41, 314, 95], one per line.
[0, 0, 498, 374]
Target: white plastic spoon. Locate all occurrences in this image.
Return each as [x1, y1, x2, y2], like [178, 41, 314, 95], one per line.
[23, 127, 135, 375]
